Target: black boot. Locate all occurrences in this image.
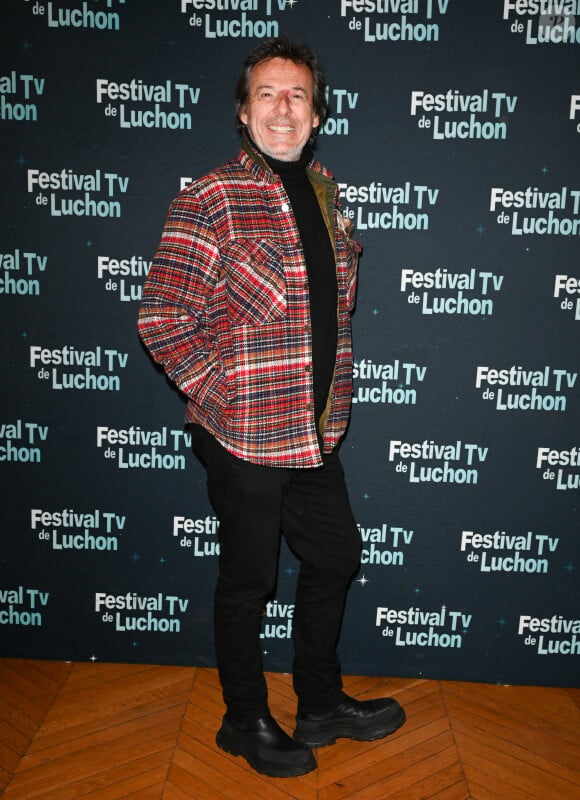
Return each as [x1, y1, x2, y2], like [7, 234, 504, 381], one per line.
[294, 694, 406, 748]
[217, 714, 317, 777]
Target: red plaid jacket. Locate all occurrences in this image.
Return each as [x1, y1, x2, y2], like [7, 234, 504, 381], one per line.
[138, 139, 360, 468]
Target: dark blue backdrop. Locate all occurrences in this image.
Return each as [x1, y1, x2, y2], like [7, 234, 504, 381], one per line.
[1, 0, 578, 687]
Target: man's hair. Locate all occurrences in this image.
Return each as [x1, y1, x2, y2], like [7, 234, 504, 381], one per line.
[235, 36, 329, 138]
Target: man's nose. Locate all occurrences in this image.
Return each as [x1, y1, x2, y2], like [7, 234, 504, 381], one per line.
[274, 91, 291, 113]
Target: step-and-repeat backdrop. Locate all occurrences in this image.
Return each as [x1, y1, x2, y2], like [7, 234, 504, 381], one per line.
[2, 0, 578, 687]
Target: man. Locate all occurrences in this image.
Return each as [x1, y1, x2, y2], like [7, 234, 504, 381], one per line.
[138, 37, 405, 778]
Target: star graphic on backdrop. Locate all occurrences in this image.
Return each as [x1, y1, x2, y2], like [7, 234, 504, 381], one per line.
[89, 654, 98, 662]
[476, 224, 486, 236]
[372, 308, 380, 316]
[21, 41, 32, 52]
[564, 562, 575, 573]
[413, 587, 421, 594]
[357, 575, 369, 587]
[284, 566, 296, 577]
[85, 240, 93, 248]
[362, 491, 369, 500]
[497, 616, 507, 627]
[131, 552, 141, 564]
[541, 165, 549, 175]
[16, 153, 28, 168]
[159, 556, 166, 565]
[287, 0, 298, 8]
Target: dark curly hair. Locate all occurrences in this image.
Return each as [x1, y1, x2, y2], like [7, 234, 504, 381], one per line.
[235, 36, 329, 140]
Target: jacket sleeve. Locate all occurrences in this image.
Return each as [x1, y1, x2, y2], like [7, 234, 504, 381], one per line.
[138, 191, 224, 405]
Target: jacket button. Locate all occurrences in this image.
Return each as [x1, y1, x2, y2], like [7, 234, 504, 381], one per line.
[281, 203, 290, 212]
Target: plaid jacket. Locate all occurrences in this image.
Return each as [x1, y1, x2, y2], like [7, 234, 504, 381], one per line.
[138, 140, 360, 468]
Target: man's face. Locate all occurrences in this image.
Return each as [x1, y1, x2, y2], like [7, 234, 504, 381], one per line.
[239, 57, 320, 162]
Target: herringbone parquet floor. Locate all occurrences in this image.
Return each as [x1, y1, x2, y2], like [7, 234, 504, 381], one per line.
[0, 658, 579, 799]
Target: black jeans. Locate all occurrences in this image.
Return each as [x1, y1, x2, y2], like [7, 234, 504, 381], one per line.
[191, 425, 362, 721]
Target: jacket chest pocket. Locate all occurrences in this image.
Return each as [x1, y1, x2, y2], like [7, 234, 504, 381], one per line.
[222, 238, 287, 326]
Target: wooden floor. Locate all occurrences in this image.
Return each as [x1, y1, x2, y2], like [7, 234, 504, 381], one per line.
[1, 659, 579, 800]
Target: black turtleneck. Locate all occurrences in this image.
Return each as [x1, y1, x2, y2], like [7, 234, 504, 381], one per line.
[263, 148, 338, 434]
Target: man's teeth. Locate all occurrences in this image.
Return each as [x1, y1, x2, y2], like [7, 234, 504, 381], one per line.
[270, 125, 293, 132]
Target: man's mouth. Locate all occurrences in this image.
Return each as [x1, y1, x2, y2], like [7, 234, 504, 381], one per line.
[268, 124, 295, 133]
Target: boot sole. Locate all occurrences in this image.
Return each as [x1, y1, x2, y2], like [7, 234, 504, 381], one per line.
[216, 727, 317, 778]
[294, 706, 406, 749]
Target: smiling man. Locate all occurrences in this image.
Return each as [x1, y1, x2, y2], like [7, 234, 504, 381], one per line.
[138, 37, 405, 779]
[238, 57, 319, 161]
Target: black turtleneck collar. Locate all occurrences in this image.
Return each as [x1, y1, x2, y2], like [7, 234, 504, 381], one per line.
[263, 145, 313, 175]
